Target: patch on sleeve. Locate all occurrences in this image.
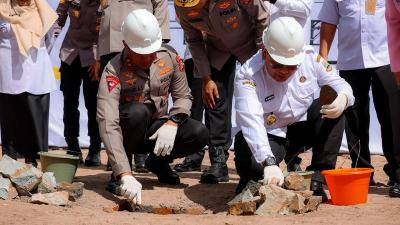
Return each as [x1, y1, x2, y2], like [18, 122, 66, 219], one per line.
[316, 54, 333, 72]
[176, 55, 185, 72]
[106, 75, 120, 93]
[242, 80, 256, 87]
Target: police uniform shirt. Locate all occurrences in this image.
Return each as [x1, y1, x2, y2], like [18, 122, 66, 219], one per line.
[264, 0, 312, 27]
[318, 0, 389, 70]
[54, 0, 102, 67]
[234, 47, 355, 163]
[0, 20, 57, 95]
[175, 0, 270, 78]
[97, 46, 192, 176]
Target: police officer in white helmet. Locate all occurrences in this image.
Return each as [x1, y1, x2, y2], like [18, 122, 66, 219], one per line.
[97, 9, 208, 204]
[233, 17, 355, 201]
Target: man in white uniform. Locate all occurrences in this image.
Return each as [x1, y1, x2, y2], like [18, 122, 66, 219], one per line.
[234, 17, 354, 201]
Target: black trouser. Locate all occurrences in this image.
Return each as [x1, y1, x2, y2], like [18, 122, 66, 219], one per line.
[0, 92, 50, 159]
[340, 65, 400, 178]
[183, 59, 206, 163]
[341, 65, 400, 181]
[235, 99, 345, 183]
[60, 57, 100, 151]
[119, 102, 209, 167]
[205, 56, 236, 150]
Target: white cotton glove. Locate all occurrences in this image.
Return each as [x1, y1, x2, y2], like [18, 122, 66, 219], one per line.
[120, 175, 142, 205]
[149, 122, 178, 156]
[320, 93, 348, 119]
[263, 165, 284, 186]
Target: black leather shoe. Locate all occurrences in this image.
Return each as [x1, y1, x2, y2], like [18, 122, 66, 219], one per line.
[287, 162, 302, 172]
[134, 154, 149, 173]
[235, 179, 250, 195]
[145, 157, 180, 185]
[310, 181, 328, 203]
[84, 152, 101, 167]
[389, 182, 400, 197]
[174, 158, 201, 172]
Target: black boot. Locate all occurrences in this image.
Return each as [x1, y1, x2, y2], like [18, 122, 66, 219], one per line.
[389, 182, 400, 197]
[65, 137, 83, 164]
[105, 175, 122, 196]
[174, 157, 202, 172]
[134, 154, 149, 173]
[200, 146, 229, 183]
[85, 138, 101, 167]
[145, 155, 180, 185]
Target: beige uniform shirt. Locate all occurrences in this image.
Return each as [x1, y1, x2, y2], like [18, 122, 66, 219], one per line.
[54, 0, 102, 67]
[98, 0, 171, 57]
[97, 46, 192, 176]
[175, 0, 270, 78]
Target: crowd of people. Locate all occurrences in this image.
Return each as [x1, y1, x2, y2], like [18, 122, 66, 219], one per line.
[0, 0, 399, 206]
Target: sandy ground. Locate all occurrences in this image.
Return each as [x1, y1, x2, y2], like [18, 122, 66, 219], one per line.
[1, 148, 400, 225]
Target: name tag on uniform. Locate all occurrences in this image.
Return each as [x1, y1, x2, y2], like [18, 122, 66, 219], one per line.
[365, 0, 376, 15]
[265, 94, 275, 102]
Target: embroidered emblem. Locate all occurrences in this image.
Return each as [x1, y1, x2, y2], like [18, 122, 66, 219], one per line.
[299, 75, 306, 83]
[218, 1, 231, 9]
[159, 67, 173, 76]
[176, 55, 185, 72]
[158, 60, 166, 68]
[125, 78, 136, 86]
[106, 75, 119, 93]
[242, 80, 256, 87]
[266, 113, 277, 126]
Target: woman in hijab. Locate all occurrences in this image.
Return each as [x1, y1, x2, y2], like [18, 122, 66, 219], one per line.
[0, 0, 58, 166]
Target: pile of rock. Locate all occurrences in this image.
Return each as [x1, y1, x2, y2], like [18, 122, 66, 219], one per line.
[0, 155, 83, 206]
[228, 173, 323, 216]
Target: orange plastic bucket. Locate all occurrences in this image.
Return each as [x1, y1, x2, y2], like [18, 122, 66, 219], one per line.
[322, 168, 374, 205]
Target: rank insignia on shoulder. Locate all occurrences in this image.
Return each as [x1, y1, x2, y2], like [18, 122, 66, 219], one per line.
[106, 75, 119, 93]
[266, 113, 277, 126]
[242, 80, 256, 87]
[299, 75, 306, 83]
[176, 55, 185, 72]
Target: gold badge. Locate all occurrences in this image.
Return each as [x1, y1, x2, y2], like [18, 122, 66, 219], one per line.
[299, 75, 306, 83]
[266, 113, 277, 126]
[175, 0, 200, 7]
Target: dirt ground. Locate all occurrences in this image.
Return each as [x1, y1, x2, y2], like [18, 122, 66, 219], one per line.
[1, 148, 400, 225]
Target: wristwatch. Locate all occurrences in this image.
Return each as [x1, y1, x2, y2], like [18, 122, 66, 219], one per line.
[169, 114, 187, 126]
[262, 156, 277, 167]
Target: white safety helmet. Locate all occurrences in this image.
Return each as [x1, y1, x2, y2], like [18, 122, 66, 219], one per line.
[121, 9, 162, 54]
[262, 17, 305, 66]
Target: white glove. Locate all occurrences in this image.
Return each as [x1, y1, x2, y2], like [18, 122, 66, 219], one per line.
[320, 93, 348, 119]
[263, 165, 284, 186]
[120, 175, 142, 205]
[149, 122, 178, 156]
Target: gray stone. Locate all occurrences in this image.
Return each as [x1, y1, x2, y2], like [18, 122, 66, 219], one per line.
[38, 172, 57, 193]
[227, 189, 254, 206]
[305, 196, 322, 212]
[0, 155, 25, 177]
[242, 180, 262, 196]
[284, 172, 306, 191]
[57, 182, 84, 201]
[0, 176, 18, 200]
[30, 191, 69, 206]
[9, 164, 42, 196]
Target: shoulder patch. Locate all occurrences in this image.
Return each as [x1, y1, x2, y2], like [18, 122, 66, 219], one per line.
[106, 75, 119, 93]
[176, 55, 185, 72]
